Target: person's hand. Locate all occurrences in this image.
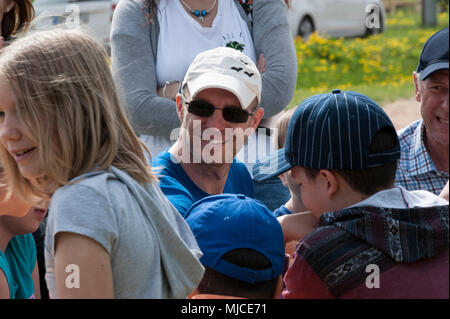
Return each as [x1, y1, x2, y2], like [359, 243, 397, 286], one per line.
[278, 211, 318, 252]
[0, 183, 33, 217]
[278, 211, 318, 267]
[440, 181, 449, 201]
[257, 53, 267, 74]
[157, 80, 180, 101]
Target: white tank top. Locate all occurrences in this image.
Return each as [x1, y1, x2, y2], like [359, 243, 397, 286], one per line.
[155, 0, 257, 88]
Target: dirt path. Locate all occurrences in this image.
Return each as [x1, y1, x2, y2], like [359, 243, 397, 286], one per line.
[382, 97, 421, 130]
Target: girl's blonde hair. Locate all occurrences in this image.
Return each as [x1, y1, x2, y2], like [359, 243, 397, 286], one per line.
[274, 107, 296, 150]
[0, 29, 155, 202]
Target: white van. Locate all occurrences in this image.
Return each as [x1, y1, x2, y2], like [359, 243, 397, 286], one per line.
[288, 0, 386, 39]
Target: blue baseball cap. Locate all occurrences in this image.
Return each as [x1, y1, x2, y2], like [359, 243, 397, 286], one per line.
[185, 194, 285, 284]
[417, 27, 449, 80]
[253, 90, 401, 182]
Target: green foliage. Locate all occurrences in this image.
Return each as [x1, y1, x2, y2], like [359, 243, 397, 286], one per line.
[290, 8, 449, 108]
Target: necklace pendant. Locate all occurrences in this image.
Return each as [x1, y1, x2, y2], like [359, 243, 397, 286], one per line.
[180, 0, 216, 23]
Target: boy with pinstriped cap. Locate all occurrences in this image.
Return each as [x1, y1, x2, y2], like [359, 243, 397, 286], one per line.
[253, 90, 449, 298]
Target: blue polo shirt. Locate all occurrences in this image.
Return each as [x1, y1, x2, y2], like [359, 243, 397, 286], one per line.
[152, 151, 254, 217]
[273, 205, 293, 218]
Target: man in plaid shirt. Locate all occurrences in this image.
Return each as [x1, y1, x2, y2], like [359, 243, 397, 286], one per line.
[395, 28, 449, 195]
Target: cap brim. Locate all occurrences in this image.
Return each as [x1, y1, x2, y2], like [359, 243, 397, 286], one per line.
[186, 72, 257, 110]
[252, 148, 293, 182]
[420, 62, 449, 80]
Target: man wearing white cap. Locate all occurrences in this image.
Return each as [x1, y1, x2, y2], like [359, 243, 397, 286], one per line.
[152, 47, 264, 217]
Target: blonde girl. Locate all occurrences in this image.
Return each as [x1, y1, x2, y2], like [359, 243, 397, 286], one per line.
[0, 29, 203, 298]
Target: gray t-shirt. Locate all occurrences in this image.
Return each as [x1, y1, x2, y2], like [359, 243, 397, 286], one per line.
[44, 167, 204, 299]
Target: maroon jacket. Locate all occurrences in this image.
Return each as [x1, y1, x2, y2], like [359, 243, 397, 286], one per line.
[282, 205, 449, 299]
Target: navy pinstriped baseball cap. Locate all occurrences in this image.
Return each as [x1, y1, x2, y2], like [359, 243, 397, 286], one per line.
[253, 90, 401, 182]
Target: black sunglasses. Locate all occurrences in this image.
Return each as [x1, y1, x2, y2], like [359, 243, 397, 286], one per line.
[186, 99, 256, 123]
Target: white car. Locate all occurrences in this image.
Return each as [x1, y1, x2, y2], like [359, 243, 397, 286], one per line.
[287, 0, 386, 39]
[32, 0, 116, 50]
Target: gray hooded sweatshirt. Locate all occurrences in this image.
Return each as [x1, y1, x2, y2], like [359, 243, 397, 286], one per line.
[45, 166, 204, 299]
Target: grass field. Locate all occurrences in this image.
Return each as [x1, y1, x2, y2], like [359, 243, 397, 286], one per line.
[289, 7, 449, 109]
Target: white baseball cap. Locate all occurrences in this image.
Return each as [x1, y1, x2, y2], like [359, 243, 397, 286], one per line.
[182, 47, 262, 110]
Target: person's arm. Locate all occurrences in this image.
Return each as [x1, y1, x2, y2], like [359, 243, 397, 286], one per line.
[257, 53, 267, 74]
[157, 80, 181, 101]
[31, 261, 41, 299]
[439, 181, 449, 201]
[252, 0, 298, 118]
[46, 184, 119, 299]
[278, 211, 317, 244]
[54, 232, 113, 299]
[110, 0, 179, 137]
[0, 270, 10, 299]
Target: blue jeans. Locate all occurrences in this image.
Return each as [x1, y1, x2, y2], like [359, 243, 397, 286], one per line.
[253, 176, 290, 212]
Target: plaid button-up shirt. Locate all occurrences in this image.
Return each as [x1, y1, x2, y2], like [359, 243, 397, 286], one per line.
[395, 120, 449, 195]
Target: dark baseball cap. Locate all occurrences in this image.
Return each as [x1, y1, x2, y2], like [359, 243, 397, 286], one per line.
[253, 90, 401, 182]
[417, 27, 449, 80]
[185, 194, 285, 284]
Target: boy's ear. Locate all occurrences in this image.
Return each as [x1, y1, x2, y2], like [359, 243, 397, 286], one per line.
[278, 173, 287, 186]
[319, 169, 339, 199]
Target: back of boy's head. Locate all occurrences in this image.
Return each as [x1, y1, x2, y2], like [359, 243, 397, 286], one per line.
[253, 90, 401, 196]
[185, 194, 285, 299]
